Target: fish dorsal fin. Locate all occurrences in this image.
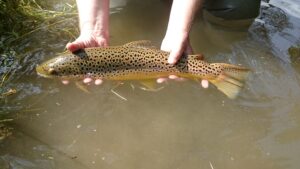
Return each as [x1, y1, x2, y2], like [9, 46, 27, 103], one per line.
[189, 54, 205, 60]
[123, 40, 157, 49]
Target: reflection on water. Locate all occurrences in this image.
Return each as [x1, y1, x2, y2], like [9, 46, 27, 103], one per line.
[1, 0, 300, 169]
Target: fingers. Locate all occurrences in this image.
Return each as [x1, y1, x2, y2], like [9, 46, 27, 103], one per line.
[61, 78, 103, 86]
[62, 80, 69, 85]
[157, 78, 168, 84]
[66, 35, 109, 52]
[63, 78, 208, 89]
[157, 75, 209, 89]
[169, 75, 208, 88]
[66, 41, 84, 52]
[167, 45, 184, 64]
[157, 75, 185, 84]
[66, 39, 87, 52]
[83, 78, 103, 85]
[201, 80, 209, 88]
[96, 37, 109, 47]
[83, 77, 93, 83]
[94, 79, 103, 85]
[161, 36, 193, 65]
[168, 75, 185, 81]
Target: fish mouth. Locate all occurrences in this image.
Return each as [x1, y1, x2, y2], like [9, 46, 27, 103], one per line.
[35, 65, 74, 80]
[36, 65, 53, 78]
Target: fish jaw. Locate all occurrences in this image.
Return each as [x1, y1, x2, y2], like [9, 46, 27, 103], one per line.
[36, 64, 54, 78]
[36, 54, 78, 79]
[36, 64, 83, 80]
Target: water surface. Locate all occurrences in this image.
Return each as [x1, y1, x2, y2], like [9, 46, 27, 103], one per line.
[1, 0, 300, 169]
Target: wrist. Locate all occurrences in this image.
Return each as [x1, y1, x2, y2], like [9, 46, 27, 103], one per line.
[164, 29, 189, 43]
[76, 0, 109, 40]
[80, 20, 109, 39]
[164, 0, 202, 42]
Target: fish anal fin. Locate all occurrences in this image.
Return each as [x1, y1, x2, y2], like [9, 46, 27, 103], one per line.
[123, 40, 157, 49]
[209, 63, 250, 99]
[139, 80, 164, 91]
[209, 75, 241, 99]
[140, 80, 156, 90]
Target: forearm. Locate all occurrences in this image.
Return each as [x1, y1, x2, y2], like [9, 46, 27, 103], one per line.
[75, 0, 109, 38]
[165, 0, 203, 38]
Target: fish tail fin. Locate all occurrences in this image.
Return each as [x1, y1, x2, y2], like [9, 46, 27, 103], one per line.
[209, 63, 250, 99]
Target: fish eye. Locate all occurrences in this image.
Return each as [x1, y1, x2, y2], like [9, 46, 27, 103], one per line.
[48, 68, 58, 75]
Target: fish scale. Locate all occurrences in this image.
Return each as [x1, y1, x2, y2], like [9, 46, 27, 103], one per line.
[36, 41, 250, 99]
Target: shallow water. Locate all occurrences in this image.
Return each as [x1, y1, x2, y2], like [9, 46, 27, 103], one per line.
[1, 0, 300, 169]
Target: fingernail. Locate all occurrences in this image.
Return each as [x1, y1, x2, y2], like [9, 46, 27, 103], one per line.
[95, 79, 103, 85]
[83, 78, 92, 83]
[66, 43, 75, 52]
[201, 80, 209, 88]
[157, 78, 166, 84]
[169, 75, 177, 79]
[62, 80, 69, 85]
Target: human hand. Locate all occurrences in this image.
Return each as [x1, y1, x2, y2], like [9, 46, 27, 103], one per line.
[62, 0, 109, 85]
[67, 0, 109, 52]
[63, 31, 108, 85]
[159, 35, 209, 88]
[161, 33, 193, 65]
[157, 0, 207, 87]
[66, 33, 109, 52]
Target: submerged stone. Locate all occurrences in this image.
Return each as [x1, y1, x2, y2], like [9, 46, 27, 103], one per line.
[0, 123, 12, 142]
[288, 45, 300, 63]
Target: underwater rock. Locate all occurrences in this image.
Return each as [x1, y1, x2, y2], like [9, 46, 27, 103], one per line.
[0, 123, 12, 142]
[288, 45, 300, 63]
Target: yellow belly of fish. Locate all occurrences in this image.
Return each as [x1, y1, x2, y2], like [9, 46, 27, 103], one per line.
[101, 70, 210, 81]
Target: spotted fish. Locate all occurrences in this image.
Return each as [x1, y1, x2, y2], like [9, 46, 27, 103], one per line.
[36, 41, 250, 98]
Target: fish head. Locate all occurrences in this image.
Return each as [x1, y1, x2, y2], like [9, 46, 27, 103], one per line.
[36, 53, 80, 78]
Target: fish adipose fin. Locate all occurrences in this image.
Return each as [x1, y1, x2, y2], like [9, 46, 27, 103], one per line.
[209, 63, 250, 99]
[123, 40, 157, 49]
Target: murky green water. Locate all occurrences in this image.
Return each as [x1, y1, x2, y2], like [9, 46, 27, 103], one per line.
[1, 0, 300, 169]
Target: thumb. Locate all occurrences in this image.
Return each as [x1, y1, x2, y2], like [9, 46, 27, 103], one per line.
[66, 41, 85, 52]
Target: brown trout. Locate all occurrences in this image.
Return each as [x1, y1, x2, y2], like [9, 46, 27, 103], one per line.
[36, 41, 250, 98]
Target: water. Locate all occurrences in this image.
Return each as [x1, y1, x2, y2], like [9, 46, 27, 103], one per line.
[1, 0, 300, 168]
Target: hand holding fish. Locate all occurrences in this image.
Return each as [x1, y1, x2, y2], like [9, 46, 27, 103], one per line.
[159, 0, 208, 88]
[159, 35, 209, 88]
[65, 31, 108, 86]
[66, 33, 109, 52]
[37, 41, 249, 99]
[64, 0, 109, 85]
[63, 0, 208, 87]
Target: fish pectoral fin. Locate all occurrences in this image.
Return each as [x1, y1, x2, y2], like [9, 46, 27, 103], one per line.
[123, 40, 157, 49]
[189, 54, 205, 60]
[139, 80, 164, 92]
[75, 81, 91, 94]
